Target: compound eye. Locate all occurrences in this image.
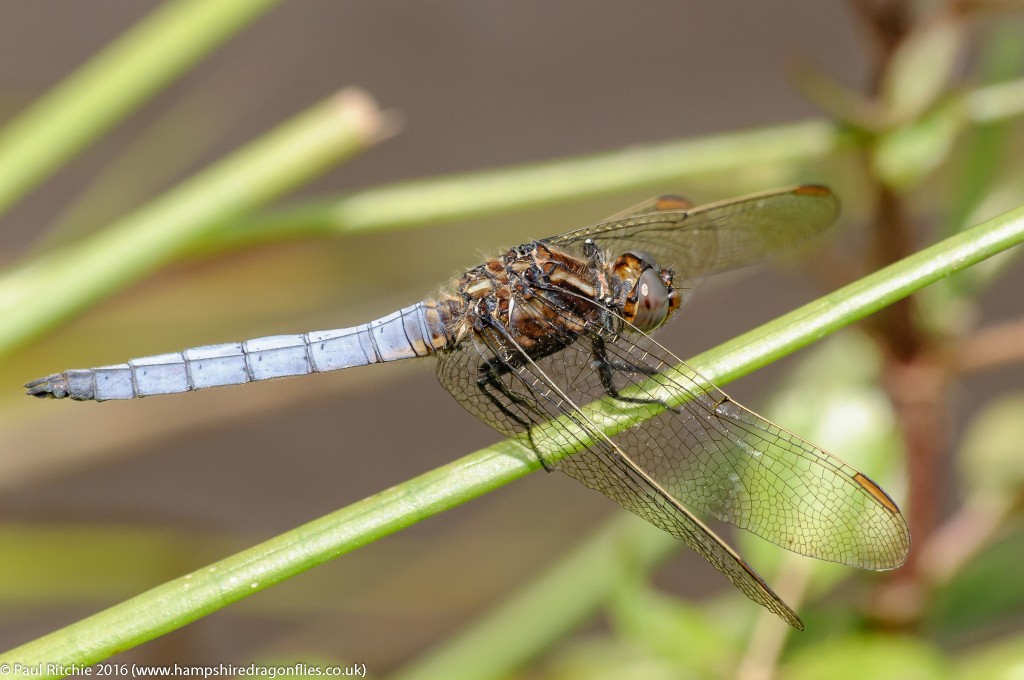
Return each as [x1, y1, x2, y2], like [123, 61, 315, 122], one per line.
[631, 267, 670, 332]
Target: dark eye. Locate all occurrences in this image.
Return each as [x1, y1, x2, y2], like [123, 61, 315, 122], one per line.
[631, 268, 670, 332]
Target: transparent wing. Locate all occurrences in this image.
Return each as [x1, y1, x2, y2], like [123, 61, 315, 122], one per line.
[436, 289, 908, 628]
[546, 185, 839, 280]
[436, 313, 807, 629]
[587, 326, 910, 570]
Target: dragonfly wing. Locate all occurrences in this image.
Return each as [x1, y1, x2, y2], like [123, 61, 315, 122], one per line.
[590, 327, 911, 570]
[435, 304, 805, 628]
[547, 185, 839, 280]
[551, 400, 807, 630]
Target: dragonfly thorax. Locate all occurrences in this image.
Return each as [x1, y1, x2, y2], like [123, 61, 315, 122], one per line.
[444, 241, 609, 357]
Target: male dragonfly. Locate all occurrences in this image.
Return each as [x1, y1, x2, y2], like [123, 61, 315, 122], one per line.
[27, 185, 910, 629]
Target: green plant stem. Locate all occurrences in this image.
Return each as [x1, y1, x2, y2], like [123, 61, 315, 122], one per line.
[0, 0, 281, 215]
[0, 90, 389, 358]
[204, 76, 1024, 249]
[2, 201, 1021, 673]
[211, 120, 850, 247]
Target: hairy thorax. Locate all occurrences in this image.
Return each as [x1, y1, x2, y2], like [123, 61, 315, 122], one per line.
[436, 242, 610, 356]
[432, 241, 679, 358]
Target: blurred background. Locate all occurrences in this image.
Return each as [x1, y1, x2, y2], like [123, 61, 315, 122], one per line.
[1, 1, 1023, 678]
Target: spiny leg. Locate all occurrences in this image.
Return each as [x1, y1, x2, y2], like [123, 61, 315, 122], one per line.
[476, 356, 559, 469]
[591, 336, 678, 413]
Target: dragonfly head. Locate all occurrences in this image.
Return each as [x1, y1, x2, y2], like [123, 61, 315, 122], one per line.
[612, 251, 680, 332]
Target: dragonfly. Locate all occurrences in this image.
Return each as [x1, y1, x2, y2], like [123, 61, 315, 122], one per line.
[26, 185, 909, 629]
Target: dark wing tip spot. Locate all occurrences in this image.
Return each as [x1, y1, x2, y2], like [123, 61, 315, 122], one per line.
[654, 195, 693, 211]
[853, 472, 902, 515]
[793, 184, 833, 197]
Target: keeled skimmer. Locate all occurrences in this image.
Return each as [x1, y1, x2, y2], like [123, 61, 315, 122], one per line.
[26, 185, 910, 629]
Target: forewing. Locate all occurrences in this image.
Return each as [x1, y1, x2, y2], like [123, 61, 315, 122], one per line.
[435, 306, 805, 628]
[546, 185, 839, 280]
[591, 327, 911, 570]
[437, 288, 909, 613]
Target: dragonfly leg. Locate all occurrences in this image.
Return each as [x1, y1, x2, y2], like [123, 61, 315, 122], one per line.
[475, 358, 554, 470]
[591, 336, 679, 414]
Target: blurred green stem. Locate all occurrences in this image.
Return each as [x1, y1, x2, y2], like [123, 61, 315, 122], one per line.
[205, 76, 1024, 248]
[0, 0, 281, 215]
[0, 90, 389, 358]
[3, 200, 1021, 673]
[209, 120, 850, 245]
